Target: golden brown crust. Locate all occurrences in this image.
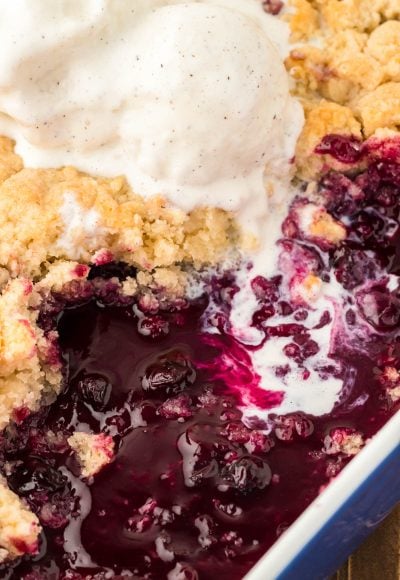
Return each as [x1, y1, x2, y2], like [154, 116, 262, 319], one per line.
[288, 1, 400, 176]
[0, 164, 236, 278]
[68, 432, 115, 478]
[353, 82, 400, 136]
[0, 278, 61, 431]
[295, 101, 362, 179]
[0, 477, 41, 561]
[0, 137, 23, 186]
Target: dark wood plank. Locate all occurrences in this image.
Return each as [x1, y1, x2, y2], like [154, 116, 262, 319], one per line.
[334, 505, 400, 580]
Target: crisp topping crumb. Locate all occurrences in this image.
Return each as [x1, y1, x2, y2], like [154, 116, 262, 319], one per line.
[324, 428, 364, 456]
[0, 279, 60, 430]
[0, 478, 41, 561]
[379, 366, 400, 402]
[298, 203, 347, 244]
[68, 432, 115, 478]
[0, 161, 236, 279]
[291, 273, 323, 304]
[288, 0, 400, 177]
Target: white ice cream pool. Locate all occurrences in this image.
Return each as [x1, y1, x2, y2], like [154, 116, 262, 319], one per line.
[0, 0, 303, 233]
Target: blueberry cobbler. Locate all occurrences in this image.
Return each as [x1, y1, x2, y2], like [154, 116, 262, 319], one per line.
[0, 1, 399, 579]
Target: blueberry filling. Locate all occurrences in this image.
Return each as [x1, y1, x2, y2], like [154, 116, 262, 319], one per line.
[1, 141, 400, 579]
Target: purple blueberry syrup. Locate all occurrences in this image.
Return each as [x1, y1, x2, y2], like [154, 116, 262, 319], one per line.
[1, 139, 400, 579]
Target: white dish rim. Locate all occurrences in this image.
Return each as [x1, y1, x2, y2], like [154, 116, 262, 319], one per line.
[245, 409, 400, 579]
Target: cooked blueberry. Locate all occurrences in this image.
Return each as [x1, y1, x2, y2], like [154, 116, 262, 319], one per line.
[274, 414, 314, 441]
[313, 310, 331, 329]
[92, 278, 122, 304]
[266, 323, 307, 338]
[37, 295, 66, 332]
[251, 275, 281, 301]
[78, 375, 112, 409]
[191, 457, 220, 485]
[294, 309, 308, 321]
[221, 455, 271, 493]
[178, 424, 225, 487]
[277, 301, 294, 316]
[88, 261, 137, 281]
[302, 339, 320, 358]
[333, 246, 378, 290]
[170, 563, 199, 580]
[375, 185, 397, 207]
[142, 351, 196, 396]
[323, 173, 361, 217]
[38, 493, 72, 529]
[8, 458, 66, 495]
[252, 304, 275, 327]
[357, 286, 400, 330]
[137, 315, 170, 338]
[59, 279, 94, 303]
[371, 159, 400, 187]
[283, 342, 302, 362]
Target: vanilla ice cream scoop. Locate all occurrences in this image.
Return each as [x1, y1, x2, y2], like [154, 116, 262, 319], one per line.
[0, 0, 303, 232]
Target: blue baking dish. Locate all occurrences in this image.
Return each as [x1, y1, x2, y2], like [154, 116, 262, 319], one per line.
[246, 410, 400, 580]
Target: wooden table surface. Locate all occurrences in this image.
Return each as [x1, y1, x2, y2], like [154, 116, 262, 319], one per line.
[333, 505, 400, 580]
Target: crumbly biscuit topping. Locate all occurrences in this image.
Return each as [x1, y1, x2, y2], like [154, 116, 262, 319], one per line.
[0, 278, 60, 432]
[287, 0, 400, 177]
[68, 432, 115, 478]
[0, 477, 41, 561]
[0, 147, 237, 279]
